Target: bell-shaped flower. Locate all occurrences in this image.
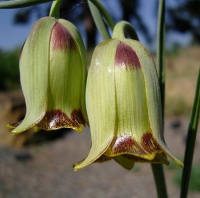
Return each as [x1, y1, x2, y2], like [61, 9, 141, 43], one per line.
[9, 17, 88, 134]
[74, 38, 183, 170]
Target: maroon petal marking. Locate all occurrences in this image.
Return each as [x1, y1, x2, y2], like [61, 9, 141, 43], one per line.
[71, 109, 87, 127]
[115, 42, 141, 69]
[141, 132, 161, 153]
[8, 120, 23, 129]
[111, 134, 146, 155]
[50, 22, 76, 51]
[108, 132, 161, 156]
[37, 109, 86, 130]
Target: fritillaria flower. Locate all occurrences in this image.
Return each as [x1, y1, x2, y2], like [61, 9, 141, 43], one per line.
[74, 38, 183, 170]
[9, 17, 88, 134]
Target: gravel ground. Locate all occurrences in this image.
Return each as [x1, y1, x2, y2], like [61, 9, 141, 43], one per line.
[0, 117, 200, 198]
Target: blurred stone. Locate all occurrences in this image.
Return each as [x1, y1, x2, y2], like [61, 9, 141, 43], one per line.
[15, 151, 32, 162]
[170, 119, 182, 129]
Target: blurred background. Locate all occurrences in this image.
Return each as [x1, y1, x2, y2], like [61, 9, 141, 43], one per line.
[0, 0, 199, 197]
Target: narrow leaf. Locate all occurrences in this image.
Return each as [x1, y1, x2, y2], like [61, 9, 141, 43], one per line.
[180, 67, 200, 198]
[0, 0, 53, 8]
[88, 0, 110, 40]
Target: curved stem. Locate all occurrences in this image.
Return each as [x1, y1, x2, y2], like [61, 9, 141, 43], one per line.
[88, 0, 110, 40]
[0, 0, 53, 8]
[89, 0, 115, 30]
[49, 0, 62, 18]
[112, 21, 139, 41]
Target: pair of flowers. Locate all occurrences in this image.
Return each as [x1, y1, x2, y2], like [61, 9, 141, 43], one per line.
[9, 17, 183, 170]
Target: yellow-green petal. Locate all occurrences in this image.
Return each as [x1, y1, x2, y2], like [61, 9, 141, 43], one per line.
[37, 20, 87, 132]
[123, 40, 183, 167]
[12, 17, 56, 134]
[74, 39, 118, 171]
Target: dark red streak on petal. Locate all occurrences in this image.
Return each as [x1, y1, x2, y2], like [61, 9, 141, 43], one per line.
[141, 132, 160, 153]
[115, 42, 141, 69]
[50, 22, 76, 51]
[71, 109, 86, 127]
[8, 120, 22, 128]
[110, 132, 161, 155]
[112, 135, 146, 155]
[37, 109, 85, 130]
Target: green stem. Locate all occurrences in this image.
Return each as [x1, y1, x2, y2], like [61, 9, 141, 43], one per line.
[180, 67, 200, 198]
[49, 0, 62, 18]
[112, 21, 139, 41]
[157, 0, 165, 120]
[0, 0, 53, 8]
[88, 0, 110, 40]
[151, 1, 168, 198]
[89, 0, 115, 30]
[151, 164, 168, 198]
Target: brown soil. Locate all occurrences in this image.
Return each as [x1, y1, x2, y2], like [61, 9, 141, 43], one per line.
[0, 117, 200, 198]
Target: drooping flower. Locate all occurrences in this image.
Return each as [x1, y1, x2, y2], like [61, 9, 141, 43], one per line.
[74, 38, 183, 170]
[9, 17, 88, 134]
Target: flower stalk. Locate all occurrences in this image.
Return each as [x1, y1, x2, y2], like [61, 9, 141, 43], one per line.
[49, 0, 63, 19]
[112, 21, 139, 41]
[150, 1, 168, 198]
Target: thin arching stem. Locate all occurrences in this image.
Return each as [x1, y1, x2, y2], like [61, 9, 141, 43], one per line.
[112, 21, 139, 41]
[49, 0, 63, 18]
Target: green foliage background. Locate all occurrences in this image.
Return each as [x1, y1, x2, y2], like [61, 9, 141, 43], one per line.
[0, 48, 20, 90]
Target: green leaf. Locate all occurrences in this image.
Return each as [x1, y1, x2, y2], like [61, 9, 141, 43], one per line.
[180, 67, 200, 198]
[88, 0, 110, 40]
[0, 0, 54, 8]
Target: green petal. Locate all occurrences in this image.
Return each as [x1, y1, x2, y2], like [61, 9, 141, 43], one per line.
[123, 40, 183, 167]
[74, 39, 119, 171]
[37, 20, 87, 132]
[59, 19, 88, 122]
[104, 40, 157, 160]
[12, 17, 56, 134]
[114, 155, 135, 170]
